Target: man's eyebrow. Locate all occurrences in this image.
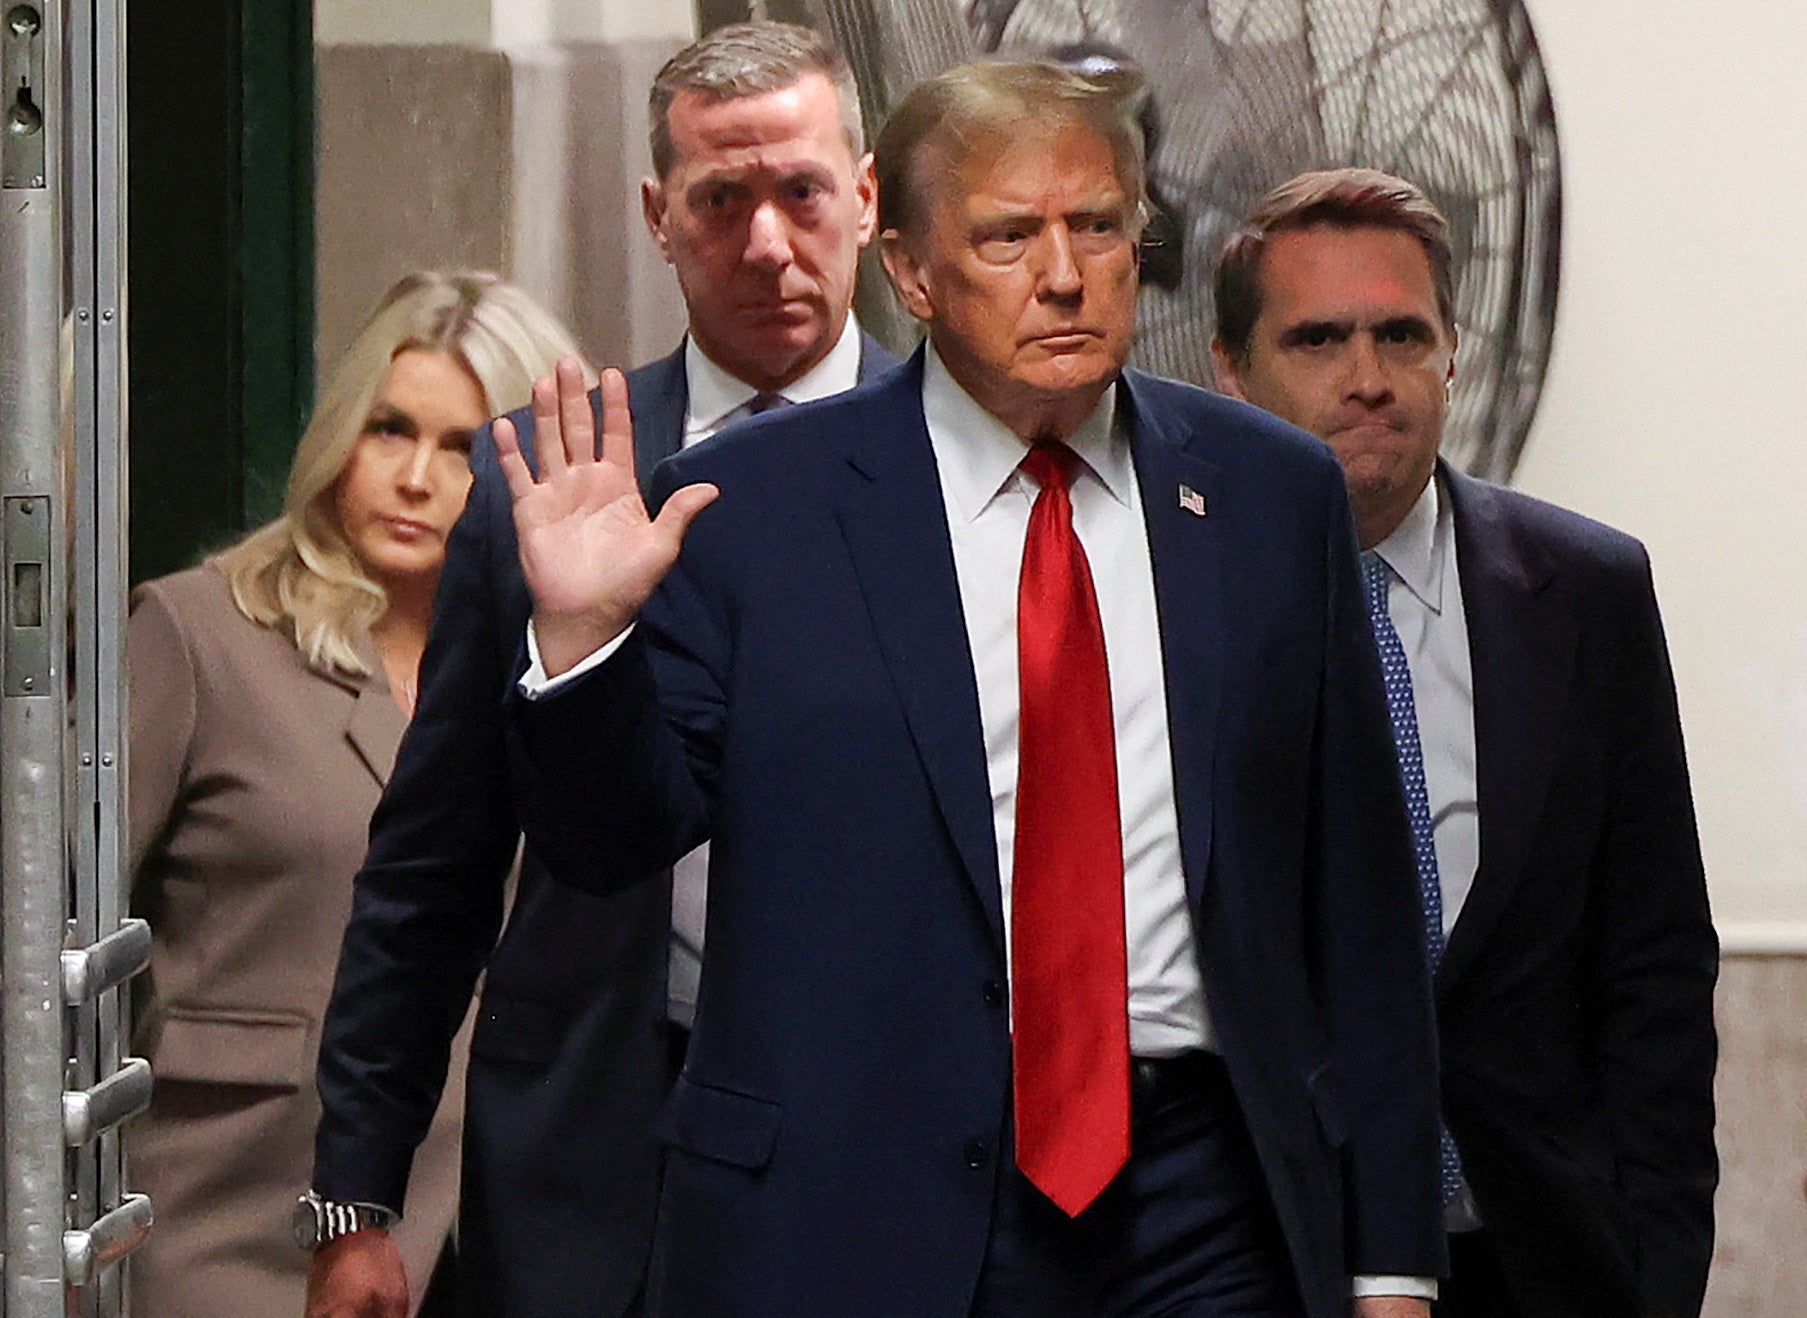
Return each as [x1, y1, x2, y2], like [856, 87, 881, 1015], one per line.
[1376, 314, 1438, 338]
[1068, 193, 1129, 216]
[1276, 318, 1351, 345]
[970, 208, 1043, 228]
[691, 157, 836, 183]
[686, 173, 748, 195]
[773, 165, 839, 195]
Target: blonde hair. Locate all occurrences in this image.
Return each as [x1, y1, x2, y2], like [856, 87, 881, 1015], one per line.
[215, 271, 590, 676]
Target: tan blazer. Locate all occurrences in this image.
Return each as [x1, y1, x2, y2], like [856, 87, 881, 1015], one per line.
[125, 563, 468, 1317]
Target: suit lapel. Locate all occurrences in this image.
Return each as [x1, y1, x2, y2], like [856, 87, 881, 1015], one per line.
[320, 645, 408, 789]
[855, 332, 903, 384]
[626, 345, 688, 494]
[832, 357, 1004, 949]
[1124, 374, 1225, 912]
[344, 686, 407, 788]
[1437, 467, 1575, 993]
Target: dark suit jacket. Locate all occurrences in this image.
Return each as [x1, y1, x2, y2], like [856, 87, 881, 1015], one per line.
[1437, 467, 1718, 1318]
[314, 337, 896, 1318]
[507, 354, 1447, 1318]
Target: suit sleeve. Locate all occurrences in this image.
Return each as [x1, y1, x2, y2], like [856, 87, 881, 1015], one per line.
[1306, 470, 1447, 1278]
[504, 460, 721, 887]
[313, 431, 522, 1212]
[1589, 549, 1718, 1316]
[125, 582, 199, 879]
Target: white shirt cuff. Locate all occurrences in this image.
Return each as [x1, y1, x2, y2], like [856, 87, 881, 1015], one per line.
[518, 621, 634, 699]
[1351, 1274, 1439, 1300]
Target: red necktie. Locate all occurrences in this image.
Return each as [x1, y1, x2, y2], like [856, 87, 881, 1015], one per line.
[1011, 442, 1131, 1217]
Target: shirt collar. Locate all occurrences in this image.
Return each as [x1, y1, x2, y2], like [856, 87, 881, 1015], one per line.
[921, 342, 1128, 524]
[683, 315, 864, 438]
[1371, 473, 1450, 614]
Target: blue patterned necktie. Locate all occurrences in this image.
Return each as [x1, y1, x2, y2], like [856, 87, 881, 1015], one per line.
[1360, 550, 1464, 1208]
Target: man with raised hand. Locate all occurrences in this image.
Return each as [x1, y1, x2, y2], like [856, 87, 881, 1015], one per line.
[305, 22, 893, 1318]
[1212, 167, 1717, 1318]
[499, 59, 1443, 1318]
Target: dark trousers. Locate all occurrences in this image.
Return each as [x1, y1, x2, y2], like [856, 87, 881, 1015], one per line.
[971, 1053, 1305, 1318]
[1435, 1230, 1522, 1318]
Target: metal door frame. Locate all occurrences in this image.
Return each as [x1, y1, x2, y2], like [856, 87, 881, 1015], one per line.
[3, 0, 151, 1312]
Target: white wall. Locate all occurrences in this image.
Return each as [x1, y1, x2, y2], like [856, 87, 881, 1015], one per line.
[1514, 2, 1807, 943]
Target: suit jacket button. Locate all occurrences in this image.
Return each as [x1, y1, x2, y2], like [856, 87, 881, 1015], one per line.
[963, 1139, 990, 1170]
[983, 980, 1005, 1009]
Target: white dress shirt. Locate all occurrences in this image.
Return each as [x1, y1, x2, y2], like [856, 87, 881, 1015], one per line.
[920, 346, 1212, 1057]
[681, 313, 864, 440]
[670, 316, 864, 1029]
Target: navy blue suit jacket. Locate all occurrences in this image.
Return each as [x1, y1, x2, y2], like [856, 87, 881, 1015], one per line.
[314, 336, 897, 1317]
[1436, 467, 1717, 1317]
[508, 354, 1447, 1318]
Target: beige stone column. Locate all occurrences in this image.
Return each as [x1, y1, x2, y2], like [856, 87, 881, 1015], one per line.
[313, 0, 695, 373]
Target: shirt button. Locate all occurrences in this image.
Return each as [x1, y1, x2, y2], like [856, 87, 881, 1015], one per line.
[983, 980, 1005, 1009]
[963, 1139, 990, 1170]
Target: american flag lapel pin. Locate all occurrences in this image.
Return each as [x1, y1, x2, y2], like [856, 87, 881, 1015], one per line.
[1178, 484, 1207, 517]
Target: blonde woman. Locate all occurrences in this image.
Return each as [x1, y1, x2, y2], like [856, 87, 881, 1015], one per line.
[125, 272, 590, 1317]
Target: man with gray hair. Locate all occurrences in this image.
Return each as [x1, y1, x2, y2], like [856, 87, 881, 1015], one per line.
[497, 60, 1444, 1317]
[304, 22, 893, 1318]
[1212, 167, 1717, 1317]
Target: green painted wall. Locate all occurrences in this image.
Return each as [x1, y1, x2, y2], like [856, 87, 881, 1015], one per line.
[127, 0, 312, 583]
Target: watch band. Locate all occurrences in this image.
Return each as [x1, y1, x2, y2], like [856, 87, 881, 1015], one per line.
[293, 1190, 397, 1250]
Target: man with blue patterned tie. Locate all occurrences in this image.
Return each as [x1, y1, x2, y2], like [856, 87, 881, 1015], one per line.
[1212, 168, 1719, 1318]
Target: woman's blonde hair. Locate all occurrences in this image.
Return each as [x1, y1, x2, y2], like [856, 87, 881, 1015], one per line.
[215, 271, 591, 676]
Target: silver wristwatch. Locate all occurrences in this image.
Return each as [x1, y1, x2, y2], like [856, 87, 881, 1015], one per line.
[292, 1190, 397, 1250]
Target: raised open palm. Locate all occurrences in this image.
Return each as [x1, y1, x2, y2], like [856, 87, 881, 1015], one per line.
[495, 357, 718, 675]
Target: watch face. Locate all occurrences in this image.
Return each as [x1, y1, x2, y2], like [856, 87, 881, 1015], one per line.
[292, 1196, 322, 1250]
